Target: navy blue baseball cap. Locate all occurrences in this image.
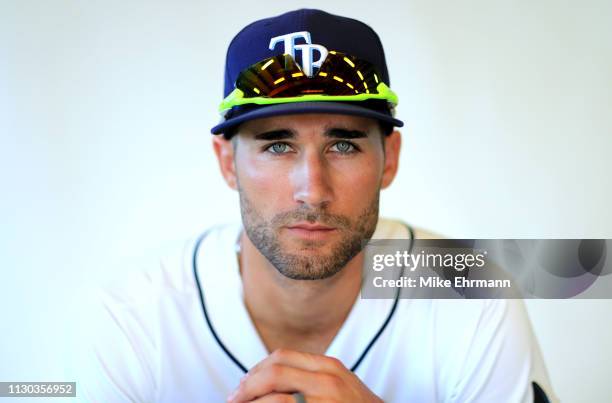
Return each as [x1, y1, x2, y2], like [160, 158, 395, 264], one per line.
[211, 8, 404, 136]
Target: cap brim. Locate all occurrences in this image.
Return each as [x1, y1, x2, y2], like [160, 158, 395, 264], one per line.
[210, 102, 404, 135]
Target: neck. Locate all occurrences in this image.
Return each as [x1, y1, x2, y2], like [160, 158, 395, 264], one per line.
[238, 230, 363, 354]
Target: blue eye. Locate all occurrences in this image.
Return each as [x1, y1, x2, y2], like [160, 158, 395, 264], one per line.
[331, 141, 357, 153]
[267, 143, 290, 154]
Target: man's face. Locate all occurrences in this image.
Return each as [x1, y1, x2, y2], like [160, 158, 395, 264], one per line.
[214, 113, 400, 280]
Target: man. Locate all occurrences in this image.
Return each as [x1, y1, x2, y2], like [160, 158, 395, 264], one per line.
[78, 8, 558, 402]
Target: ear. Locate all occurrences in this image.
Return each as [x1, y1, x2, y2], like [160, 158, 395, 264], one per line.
[212, 135, 238, 190]
[381, 130, 401, 189]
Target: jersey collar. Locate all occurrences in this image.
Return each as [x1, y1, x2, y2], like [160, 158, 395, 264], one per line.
[193, 219, 410, 373]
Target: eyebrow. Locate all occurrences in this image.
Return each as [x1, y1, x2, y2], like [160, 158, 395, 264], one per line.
[253, 128, 369, 141]
[253, 129, 294, 141]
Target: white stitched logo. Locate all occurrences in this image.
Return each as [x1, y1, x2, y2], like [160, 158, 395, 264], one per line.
[268, 31, 328, 78]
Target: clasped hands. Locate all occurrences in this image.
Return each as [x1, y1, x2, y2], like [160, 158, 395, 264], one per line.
[227, 349, 383, 403]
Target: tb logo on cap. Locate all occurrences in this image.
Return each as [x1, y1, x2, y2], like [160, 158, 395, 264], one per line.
[269, 31, 328, 78]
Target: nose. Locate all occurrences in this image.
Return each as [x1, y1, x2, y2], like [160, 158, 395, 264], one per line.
[291, 150, 334, 208]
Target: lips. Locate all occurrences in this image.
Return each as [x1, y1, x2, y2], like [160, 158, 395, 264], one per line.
[285, 222, 337, 241]
[286, 222, 335, 231]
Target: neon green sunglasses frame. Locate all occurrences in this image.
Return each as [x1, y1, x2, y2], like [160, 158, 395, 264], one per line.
[219, 82, 399, 115]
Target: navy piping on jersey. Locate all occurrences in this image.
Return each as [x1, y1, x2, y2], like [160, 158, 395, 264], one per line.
[192, 223, 414, 374]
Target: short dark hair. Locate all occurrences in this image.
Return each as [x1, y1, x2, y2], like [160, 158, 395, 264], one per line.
[222, 126, 238, 141]
[379, 121, 394, 136]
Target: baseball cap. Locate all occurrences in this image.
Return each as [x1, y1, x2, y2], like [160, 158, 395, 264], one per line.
[210, 8, 404, 136]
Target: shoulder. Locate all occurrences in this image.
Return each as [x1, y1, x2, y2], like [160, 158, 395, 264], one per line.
[76, 221, 244, 353]
[95, 221, 242, 305]
[74, 222, 242, 400]
[395, 298, 557, 402]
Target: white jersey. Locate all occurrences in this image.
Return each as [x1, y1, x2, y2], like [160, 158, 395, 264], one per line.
[75, 218, 558, 402]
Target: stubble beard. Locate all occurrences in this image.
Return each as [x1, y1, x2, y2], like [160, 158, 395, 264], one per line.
[238, 187, 380, 281]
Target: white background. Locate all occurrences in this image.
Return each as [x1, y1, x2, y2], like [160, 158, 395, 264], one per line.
[1, 0, 611, 401]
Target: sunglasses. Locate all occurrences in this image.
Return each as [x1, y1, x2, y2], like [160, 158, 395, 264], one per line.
[219, 50, 399, 116]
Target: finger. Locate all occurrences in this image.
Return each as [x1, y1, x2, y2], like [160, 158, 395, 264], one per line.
[248, 393, 328, 403]
[247, 393, 293, 403]
[230, 364, 343, 403]
[247, 348, 347, 378]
